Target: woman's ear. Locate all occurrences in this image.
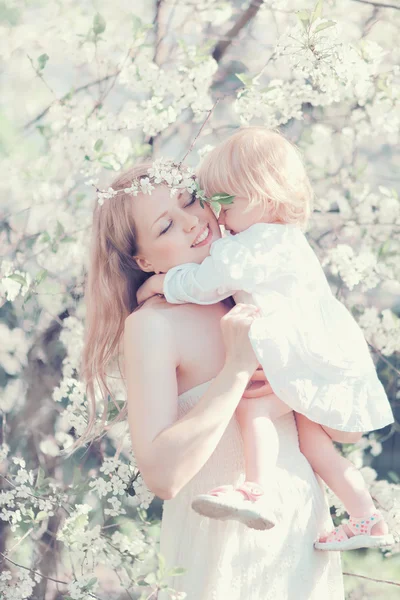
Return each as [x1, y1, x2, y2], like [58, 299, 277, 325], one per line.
[135, 255, 154, 273]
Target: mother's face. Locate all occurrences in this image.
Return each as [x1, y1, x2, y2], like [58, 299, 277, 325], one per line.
[133, 185, 221, 274]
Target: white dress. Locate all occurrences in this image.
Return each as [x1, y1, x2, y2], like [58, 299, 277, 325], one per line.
[164, 223, 393, 433]
[159, 381, 344, 600]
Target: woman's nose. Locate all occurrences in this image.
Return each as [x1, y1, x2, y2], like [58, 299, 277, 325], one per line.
[182, 211, 199, 231]
[218, 209, 225, 226]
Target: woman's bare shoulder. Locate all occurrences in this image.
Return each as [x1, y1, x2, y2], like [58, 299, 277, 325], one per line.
[124, 303, 180, 371]
[125, 301, 174, 337]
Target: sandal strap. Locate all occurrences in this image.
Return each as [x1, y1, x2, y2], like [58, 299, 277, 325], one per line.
[325, 524, 350, 544]
[207, 485, 233, 497]
[348, 510, 382, 536]
[235, 481, 265, 502]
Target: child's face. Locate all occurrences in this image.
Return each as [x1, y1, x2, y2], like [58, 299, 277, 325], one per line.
[218, 196, 265, 234]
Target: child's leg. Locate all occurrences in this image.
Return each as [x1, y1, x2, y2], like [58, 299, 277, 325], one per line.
[321, 425, 363, 445]
[295, 413, 388, 537]
[191, 393, 292, 529]
[235, 393, 291, 487]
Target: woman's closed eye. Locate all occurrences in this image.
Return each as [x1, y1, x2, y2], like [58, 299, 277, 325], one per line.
[159, 192, 197, 235]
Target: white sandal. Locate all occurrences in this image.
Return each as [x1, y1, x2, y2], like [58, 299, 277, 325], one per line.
[314, 510, 395, 551]
[191, 481, 276, 531]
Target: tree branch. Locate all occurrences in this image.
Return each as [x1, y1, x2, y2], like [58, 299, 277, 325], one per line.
[343, 571, 400, 587]
[369, 343, 400, 377]
[23, 74, 116, 130]
[212, 0, 265, 62]
[0, 553, 105, 598]
[351, 0, 400, 10]
[179, 98, 220, 165]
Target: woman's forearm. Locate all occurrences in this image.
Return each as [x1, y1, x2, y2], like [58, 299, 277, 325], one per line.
[144, 363, 250, 499]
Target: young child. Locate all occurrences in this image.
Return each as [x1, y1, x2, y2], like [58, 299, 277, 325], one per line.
[138, 127, 395, 551]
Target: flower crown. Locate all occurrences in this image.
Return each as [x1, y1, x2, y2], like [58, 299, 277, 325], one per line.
[96, 158, 234, 212]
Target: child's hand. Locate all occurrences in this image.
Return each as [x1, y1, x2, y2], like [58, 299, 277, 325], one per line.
[137, 274, 166, 305]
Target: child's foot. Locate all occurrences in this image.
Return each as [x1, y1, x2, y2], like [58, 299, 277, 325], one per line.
[191, 481, 276, 531]
[314, 510, 394, 551]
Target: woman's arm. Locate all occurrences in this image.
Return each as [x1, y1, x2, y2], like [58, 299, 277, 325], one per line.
[124, 305, 259, 500]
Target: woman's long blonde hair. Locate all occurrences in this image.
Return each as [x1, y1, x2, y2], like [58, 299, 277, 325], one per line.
[71, 163, 154, 452]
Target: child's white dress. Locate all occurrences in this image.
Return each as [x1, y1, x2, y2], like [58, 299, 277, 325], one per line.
[164, 223, 393, 433]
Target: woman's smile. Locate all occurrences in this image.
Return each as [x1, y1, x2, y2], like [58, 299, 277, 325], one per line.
[191, 224, 212, 247]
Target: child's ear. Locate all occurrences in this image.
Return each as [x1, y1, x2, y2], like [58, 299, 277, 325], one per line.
[135, 255, 154, 273]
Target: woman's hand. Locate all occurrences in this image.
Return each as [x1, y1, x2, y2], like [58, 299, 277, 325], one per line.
[137, 274, 166, 305]
[243, 365, 274, 398]
[220, 303, 261, 378]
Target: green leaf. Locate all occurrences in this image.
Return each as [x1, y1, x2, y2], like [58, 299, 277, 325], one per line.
[56, 220, 65, 238]
[22, 291, 33, 305]
[388, 471, 400, 483]
[378, 239, 391, 258]
[35, 465, 46, 488]
[296, 10, 310, 30]
[84, 577, 98, 589]
[37, 53, 49, 71]
[210, 200, 221, 215]
[132, 14, 142, 35]
[144, 572, 157, 585]
[41, 231, 51, 243]
[94, 138, 103, 152]
[235, 72, 253, 87]
[74, 514, 88, 529]
[35, 269, 48, 286]
[314, 20, 336, 34]
[8, 273, 27, 286]
[100, 161, 114, 170]
[311, 0, 324, 23]
[168, 567, 186, 576]
[211, 193, 235, 204]
[157, 553, 166, 577]
[35, 511, 48, 522]
[93, 13, 106, 36]
[378, 186, 392, 197]
[297, 10, 310, 21]
[137, 507, 148, 522]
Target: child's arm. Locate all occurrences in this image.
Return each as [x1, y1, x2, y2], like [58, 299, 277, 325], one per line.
[163, 224, 290, 305]
[163, 257, 239, 305]
[136, 274, 165, 305]
[163, 225, 278, 305]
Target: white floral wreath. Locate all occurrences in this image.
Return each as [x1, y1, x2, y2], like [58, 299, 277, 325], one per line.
[95, 158, 234, 213]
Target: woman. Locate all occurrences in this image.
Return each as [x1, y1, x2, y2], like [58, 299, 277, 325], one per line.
[82, 163, 344, 599]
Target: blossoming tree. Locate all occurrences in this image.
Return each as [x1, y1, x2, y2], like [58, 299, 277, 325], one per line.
[0, 0, 399, 598]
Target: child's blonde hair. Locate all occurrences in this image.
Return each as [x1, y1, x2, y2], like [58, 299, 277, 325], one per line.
[197, 127, 313, 229]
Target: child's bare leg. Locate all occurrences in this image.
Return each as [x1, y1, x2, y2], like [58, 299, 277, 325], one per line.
[321, 425, 363, 445]
[191, 393, 291, 530]
[236, 393, 291, 487]
[295, 413, 388, 539]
